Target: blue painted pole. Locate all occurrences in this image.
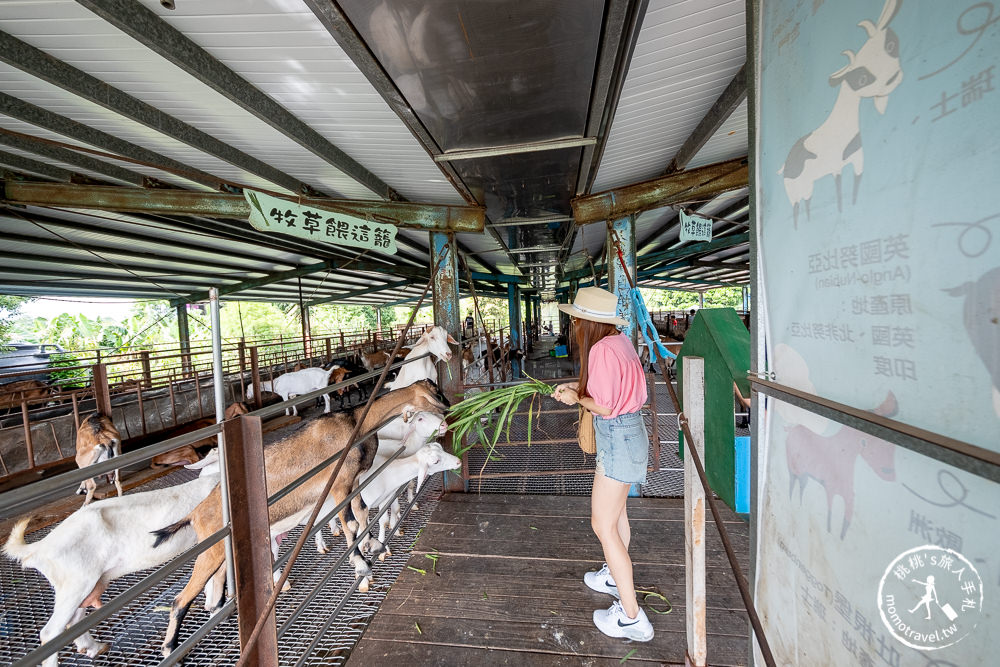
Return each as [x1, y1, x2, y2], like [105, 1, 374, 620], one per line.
[430, 232, 464, 492]
[507, 282, 521, 378]
[608, 215, 638, 348]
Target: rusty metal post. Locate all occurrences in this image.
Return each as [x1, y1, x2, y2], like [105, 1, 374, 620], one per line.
[298, 277, 311, 361]
[135, 386, 147, 435]
[250, 347, 262, 410]
[339, 330, 345, 348]
[222, 415, 278, 665]
[177, 304, 193, 378]
[683, 356, 707, 667]
[608, 215, 638, 348]
[238, 339, 247, 373]
[430, 232, 464, 492]
[507, 283, 521, 378]
[92, 363, 112, 417]
[140, 351, 152, 389]
[20, 401, 34, 469]
[649, 373, 660, 472]
[325, 337, 332, 363]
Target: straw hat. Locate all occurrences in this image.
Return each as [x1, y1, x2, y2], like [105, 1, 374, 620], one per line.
[557, 287, 627, 326]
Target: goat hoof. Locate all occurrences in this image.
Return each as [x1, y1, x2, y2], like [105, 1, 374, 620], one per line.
[397, 527, 404, 536]
[89, 642, 110, 658]
[378, 551, 387, 562]
[316, 545, 329, 555]
[281, 579, 291, 592]
[358, 578, 370, 593]
[412, 502, 419, 511]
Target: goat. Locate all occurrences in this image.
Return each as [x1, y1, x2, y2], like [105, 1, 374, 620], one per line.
[786, 391, 897, 539]
[945, 266, 1000, 417]
[359, 441, 458, 558]
[75, 414, 122, 506]
[3, 452, 221, 667]
[149, 400, 264, 469]
[320, 411, 447, 552]
[778, 0, 902, 227]
[151, 380, 447, 657]
[386, 326, 456, 390]
[246, 366, 341, 416]
[360, 349, 390, 373]
[0, 378, 51, 412]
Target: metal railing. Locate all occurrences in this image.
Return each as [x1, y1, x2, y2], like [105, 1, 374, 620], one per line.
[0, 347, 444, 666]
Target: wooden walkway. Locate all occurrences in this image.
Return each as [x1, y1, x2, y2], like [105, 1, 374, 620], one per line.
[348, 493, 750, 666]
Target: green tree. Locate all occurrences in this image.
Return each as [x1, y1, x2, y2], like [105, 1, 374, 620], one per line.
[0, 295, 32, 347]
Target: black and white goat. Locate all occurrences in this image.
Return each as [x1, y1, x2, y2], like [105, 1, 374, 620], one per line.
[779, 0, 902, 226]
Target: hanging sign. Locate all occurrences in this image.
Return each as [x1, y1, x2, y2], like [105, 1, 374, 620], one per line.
[679, 209, 713, 242]
[244, 189, 397, 255]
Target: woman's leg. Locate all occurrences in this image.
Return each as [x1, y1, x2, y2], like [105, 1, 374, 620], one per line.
[592, 472, 639, 618]
[617, 503, 631, 551]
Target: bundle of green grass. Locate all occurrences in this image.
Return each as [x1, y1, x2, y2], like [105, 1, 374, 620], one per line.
[447, 374, 556, 460]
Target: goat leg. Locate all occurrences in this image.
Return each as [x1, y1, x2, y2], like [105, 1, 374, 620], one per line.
[162, 543, 225, 657]
[69, 607, 109, 658]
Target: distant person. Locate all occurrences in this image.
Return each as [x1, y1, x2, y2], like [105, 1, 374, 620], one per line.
[464, 312, 475, 338]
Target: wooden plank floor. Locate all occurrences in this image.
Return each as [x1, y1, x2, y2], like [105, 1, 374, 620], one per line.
[348, 493, 750, 666]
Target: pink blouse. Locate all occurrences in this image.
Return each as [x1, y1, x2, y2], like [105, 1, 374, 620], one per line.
[586, 333, 647, 419]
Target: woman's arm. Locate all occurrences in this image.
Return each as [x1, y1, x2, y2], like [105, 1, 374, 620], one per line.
[552, 384, 612, 416]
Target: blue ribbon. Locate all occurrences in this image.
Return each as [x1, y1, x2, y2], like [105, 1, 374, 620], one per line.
[629, 287, 675, 362]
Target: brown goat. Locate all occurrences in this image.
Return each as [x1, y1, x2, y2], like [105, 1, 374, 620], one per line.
[0, 379, 50, 412]
[154, 380, 447, 657]
[151, 398, 280, 469]
[360, 350, 390, 372]
[75, 413, 123, 506]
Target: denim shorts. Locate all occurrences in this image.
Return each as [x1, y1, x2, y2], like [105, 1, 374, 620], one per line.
[593, 411, 649, 485]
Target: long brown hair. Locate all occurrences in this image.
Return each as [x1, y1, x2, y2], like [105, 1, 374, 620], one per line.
[575, 318, 620, 398]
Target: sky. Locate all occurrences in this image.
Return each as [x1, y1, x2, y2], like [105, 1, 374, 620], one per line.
[18, 297, 137, 322]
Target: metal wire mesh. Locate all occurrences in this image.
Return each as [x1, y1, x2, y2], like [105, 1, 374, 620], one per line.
[0, 469, 445, 666]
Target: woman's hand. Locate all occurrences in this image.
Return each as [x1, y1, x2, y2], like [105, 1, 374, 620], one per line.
[553, 383, 579, 406]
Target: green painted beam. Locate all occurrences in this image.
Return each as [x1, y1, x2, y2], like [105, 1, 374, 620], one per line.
[307, 279, 412, 307]
[469, 271, 530, 285]
[1, 182, 485, 232]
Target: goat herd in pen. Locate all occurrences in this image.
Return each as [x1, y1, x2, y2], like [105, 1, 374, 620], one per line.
[0, 324, 502, 665]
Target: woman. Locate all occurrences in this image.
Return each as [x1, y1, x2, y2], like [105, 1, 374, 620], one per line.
[554, 287, 654, 642]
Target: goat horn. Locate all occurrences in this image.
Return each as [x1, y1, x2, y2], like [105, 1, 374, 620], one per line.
[841, 50, 856, 64]
[858, 19, 877, 37]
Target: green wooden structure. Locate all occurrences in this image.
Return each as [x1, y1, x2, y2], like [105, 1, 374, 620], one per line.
[677, 308, 751, 513]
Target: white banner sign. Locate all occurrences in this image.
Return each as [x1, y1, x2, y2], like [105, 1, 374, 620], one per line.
[679, 209, 713, 242]
[244, 189, 397, 255]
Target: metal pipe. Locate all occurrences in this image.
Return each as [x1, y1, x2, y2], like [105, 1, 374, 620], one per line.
[210, 287, 237, 599]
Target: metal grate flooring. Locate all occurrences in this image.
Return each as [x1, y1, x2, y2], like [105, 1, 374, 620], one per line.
[0, 469, 446, 666]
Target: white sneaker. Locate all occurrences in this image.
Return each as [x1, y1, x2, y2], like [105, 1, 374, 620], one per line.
[593, 600, 654, 642]
[584, 562, 620, 598]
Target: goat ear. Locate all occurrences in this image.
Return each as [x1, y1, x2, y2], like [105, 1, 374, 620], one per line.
[416, 462, 428, 494]
[402, 407, 416, 422]
[876, 0, 899, 28]
[446, 333, 459, 345]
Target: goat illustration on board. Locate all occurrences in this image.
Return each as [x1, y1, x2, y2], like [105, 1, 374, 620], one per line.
[779, 0, 903, 227]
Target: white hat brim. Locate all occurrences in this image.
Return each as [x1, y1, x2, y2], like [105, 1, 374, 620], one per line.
[557, 303, 627, 327]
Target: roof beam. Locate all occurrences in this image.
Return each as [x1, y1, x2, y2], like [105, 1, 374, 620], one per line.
[302, 0, 475, 203]
[0, 30, 317, 197]
[576, 0, 650, 195]
[1, 182, 485, 232]
[571, 157, 748, 224]
[77, 0, 398, 200]
[0, 129, 153, 187]
[0, 92, 223, 191]
[0, 152, 68, 182]
[664, 64, 747, 174]
[172, 263, 423, 307]
[0, 249, 247, 281]
[638, 196, 750, 255]
[561, 233, 750, 282]
[307, 279, 413, 307]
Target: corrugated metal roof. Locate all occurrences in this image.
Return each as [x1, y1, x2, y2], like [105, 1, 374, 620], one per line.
[593, 0, 746, 192]
[0, 0, 750, 303]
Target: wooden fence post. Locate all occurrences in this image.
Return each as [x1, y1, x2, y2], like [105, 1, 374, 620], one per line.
[250, 347, 262, 410]
[222, 415, 278, 666]
[140, 351, 152, 389]
[683, 356, 707, 667]
[92, 363, 112, 417]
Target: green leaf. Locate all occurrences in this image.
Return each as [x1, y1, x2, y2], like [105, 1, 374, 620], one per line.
[620, 648, 637, 663]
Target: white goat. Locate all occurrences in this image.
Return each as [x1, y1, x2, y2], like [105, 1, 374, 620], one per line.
[779, 0, 902, 227]
[3, 452, 221, 667]
[247, 365, 340, 416]
[386, 326, 456, 390]
[312, 411, 447, 554]
[360, 442, 460, 558]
